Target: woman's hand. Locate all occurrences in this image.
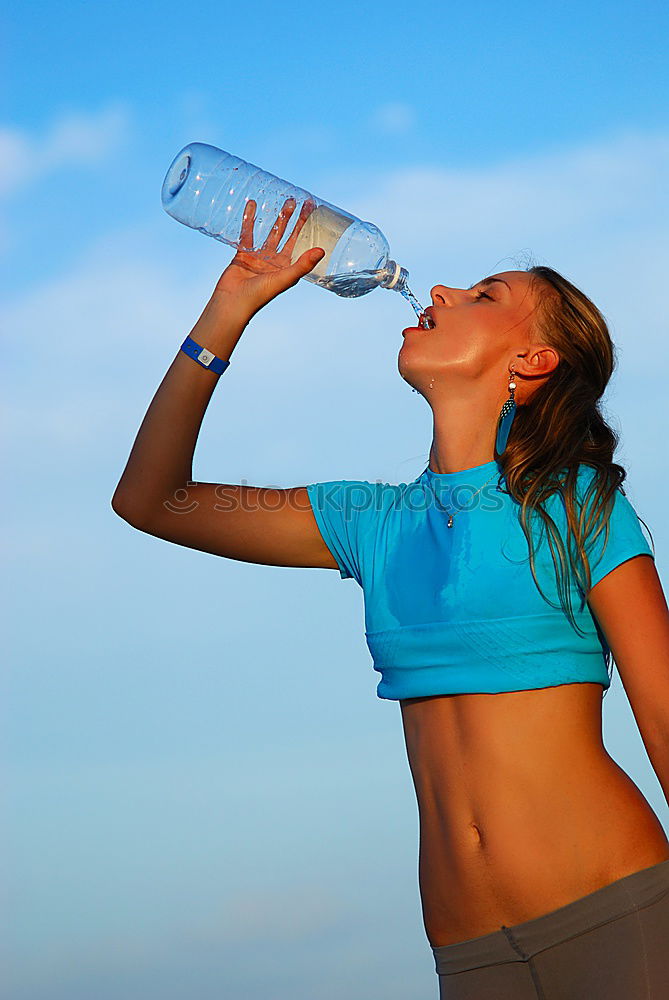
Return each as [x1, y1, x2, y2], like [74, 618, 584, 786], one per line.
[209, 197, 325, 325]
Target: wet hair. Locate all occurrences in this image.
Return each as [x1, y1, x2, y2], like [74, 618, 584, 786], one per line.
[497, 265, 654, 695]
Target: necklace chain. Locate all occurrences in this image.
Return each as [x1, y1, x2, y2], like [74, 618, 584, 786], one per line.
[431, 469, 500, 528]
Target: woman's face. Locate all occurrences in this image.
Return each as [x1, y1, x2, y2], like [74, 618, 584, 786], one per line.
[398, 270, 542, 397]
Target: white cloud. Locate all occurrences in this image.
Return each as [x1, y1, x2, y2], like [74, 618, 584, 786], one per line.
[0, 100, 133, 199]
[349, 126, 669, 257]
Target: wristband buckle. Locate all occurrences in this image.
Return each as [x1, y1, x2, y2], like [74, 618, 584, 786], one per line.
[197, 347, 216, 367]
[180, 334, 230, 375]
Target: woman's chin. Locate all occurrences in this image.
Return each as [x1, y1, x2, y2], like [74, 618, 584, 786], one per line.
[399, 351, 443, 384]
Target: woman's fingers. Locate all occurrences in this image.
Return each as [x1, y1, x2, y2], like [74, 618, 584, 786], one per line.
[262, 197, 297, 253]
[238, 199, 256, 250]
[282, 198, 317, 259]
[261, 247, 326, 298]
[236, 196, 320, 279]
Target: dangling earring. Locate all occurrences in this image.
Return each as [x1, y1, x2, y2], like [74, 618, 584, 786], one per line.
[495, 368, 517, 456]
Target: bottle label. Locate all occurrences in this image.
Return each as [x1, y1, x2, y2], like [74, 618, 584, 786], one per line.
[289, 204, 354, 278]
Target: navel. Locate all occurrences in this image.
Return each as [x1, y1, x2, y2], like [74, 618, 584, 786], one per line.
[470, 822, 484, 847]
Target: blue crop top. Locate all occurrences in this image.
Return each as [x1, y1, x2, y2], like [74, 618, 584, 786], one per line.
[306, 459, 654, 700]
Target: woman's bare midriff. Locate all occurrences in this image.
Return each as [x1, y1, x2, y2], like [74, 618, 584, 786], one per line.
[400, 682, 669, 948]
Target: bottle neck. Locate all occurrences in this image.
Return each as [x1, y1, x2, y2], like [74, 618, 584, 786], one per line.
[379, 259, 409, 292]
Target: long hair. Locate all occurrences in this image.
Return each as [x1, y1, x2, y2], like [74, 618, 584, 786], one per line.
[497, 265, 654, 694]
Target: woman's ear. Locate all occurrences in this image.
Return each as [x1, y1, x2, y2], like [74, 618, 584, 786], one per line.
[512, 346, 560, 404]
[515, 345, 560, 380]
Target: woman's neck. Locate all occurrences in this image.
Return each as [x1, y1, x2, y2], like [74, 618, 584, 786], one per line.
[427, 389, 501, 475]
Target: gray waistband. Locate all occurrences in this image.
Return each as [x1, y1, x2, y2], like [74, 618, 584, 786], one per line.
[432, 857, 669, 975]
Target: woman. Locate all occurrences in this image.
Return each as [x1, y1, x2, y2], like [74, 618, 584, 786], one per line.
[112, 197, 669, 998]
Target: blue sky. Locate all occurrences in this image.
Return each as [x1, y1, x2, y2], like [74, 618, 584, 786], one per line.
[4, 1, 669, 998]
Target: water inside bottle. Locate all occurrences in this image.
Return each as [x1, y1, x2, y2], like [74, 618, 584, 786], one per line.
[315, 270, 392, 298]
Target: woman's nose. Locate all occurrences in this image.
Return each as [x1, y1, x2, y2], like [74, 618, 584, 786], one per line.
[430, 284, 463, 306]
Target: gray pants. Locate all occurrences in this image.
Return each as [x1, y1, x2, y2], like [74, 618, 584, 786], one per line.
[432, 857, 669, 998]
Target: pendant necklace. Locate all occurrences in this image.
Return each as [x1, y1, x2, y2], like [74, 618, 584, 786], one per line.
[431, 469, 500, 528]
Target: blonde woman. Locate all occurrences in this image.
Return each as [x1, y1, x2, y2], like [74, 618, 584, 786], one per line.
[112, 197, 669, 998]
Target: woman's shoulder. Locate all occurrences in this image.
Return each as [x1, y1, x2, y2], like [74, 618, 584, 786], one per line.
[549, 462, 627, 497]
[531, 463, 636, 536]
[554, 462, 648, 538]
[572, 462, 639, 505]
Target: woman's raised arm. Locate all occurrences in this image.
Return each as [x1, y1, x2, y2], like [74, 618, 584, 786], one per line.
[111, 197, 337, 571]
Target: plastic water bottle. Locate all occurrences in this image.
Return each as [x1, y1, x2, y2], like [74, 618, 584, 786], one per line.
[161, 142, 412, 300]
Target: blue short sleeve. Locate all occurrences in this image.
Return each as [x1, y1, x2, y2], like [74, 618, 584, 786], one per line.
[578, 468, 655, 591]
[305, 480, 392, 585]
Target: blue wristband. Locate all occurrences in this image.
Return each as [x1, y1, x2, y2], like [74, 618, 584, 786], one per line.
[180, 335, 230, 375]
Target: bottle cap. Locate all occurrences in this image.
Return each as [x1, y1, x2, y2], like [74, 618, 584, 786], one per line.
[384, 260, 402, 288]
[381, 261, 409, 292]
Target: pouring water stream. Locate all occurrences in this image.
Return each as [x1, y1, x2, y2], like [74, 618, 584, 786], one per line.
[399, 284, 434, 328]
